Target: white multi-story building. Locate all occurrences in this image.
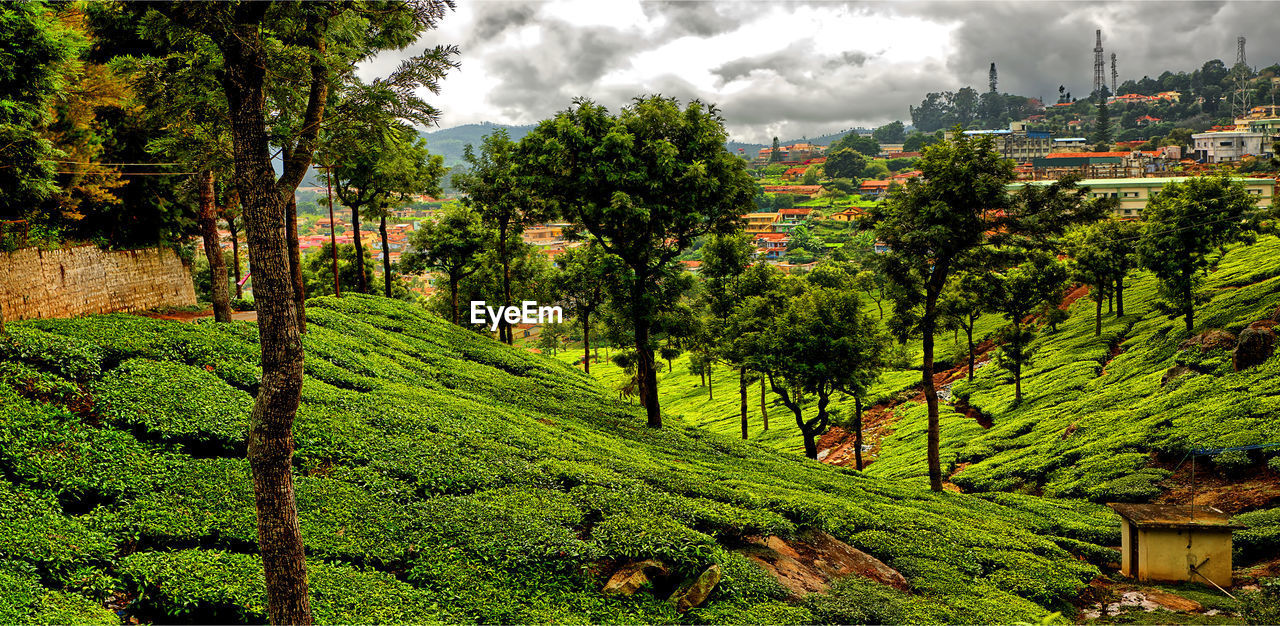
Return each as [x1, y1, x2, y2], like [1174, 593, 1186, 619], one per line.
[1192, 130, 1269, 163]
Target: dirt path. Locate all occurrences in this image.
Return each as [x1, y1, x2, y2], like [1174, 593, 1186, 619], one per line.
[135, 309, 257, 323]
[816, 285, 1093, 470]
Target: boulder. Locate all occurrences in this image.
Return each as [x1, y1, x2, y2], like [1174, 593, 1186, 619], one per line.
[739, 529, 909, 598]
[1233, 327, 1276, 371]
[669, 564, 721, 612]
[1160, 365, 1195, 387]
[1179, 329, 1236, 352]
[602, 560, 669, 596]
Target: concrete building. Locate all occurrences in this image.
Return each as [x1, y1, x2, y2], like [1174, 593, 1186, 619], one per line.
[1109, 503, 1242, 588]
[1029, 151, 1172, 180]
[1052, 138, 1089, 152]
[522, 223, 570, 245]
[741, 212, 779, 235]
[947, 123, 1053, 162]
[1192, 130, 1269, 163]
[1008, 177, 1274, 219]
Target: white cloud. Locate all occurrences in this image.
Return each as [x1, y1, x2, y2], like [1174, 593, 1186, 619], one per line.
[358, 1, 1280, 143]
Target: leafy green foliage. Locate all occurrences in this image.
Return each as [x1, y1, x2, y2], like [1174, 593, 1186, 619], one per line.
[0, 294, 1118, 623]
[870, 236, 1280, 514]
[1138, 175, 1266, 332]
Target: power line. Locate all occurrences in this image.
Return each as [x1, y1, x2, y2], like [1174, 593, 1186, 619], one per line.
[47, 160, 183, 166]
[53, 171, 196, 175]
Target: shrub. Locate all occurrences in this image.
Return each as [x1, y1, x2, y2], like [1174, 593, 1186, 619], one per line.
[93, 359, 253, 453]
[1234, 508, 1280, 564]
[1240, 577, 1280, 625]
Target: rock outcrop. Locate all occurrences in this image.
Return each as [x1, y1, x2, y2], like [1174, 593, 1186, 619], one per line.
[1179, 329, 1236, 352]
[602, 560, 669, 596]
[669, 565, 721, 612]
[738, 529, 908, 598]
[1233, 327, 1276, 371]
[1160, 365, 1195, 387]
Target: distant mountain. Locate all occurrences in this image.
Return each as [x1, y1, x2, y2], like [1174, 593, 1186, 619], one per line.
[419, 122, 874, 170]
[726, 128, 873, 159]
[420, 122, 536, 170]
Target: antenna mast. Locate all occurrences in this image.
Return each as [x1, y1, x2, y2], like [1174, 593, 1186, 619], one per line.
[1110, 52, 1118, 95]
[1092, 29, 1105, 100]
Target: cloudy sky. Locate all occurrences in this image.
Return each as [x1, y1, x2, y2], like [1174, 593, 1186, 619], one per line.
[360, 1, 1280, 144]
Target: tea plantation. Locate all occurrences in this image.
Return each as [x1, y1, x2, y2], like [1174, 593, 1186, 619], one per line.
[865, 235, 1280, 504]
[0, 295, 1120, 623]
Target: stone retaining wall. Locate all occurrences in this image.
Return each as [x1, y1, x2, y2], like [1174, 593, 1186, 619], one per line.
[0, 245, 196, 322]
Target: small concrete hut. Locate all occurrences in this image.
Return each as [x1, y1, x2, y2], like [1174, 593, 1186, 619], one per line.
[1107, 503, 1244, 588]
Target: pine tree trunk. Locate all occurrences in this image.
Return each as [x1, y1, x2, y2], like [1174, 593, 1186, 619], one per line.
[450, 279, 459, 325]
[199, 170, 232, 323]
[1095, 293, 1102, 336]
[631, 297, 661, 428]
[285, 193, 305, 332]
[380, 215, 391, 297]
[739, 366, 748, 439]
[707, 361, 713, 400]
[500, 226, 512, 344]
[760, 377, 768, 430]
[228, 216, 243, 299]
[854, 395, 864, 470]
[220, 17, 312, 624]
[1115, 274, 1125, 317]
[965, 321, 975, 381]
[582, 313, 591, 373]
[923, 293, 943, 492]
[1013, 358, 1024, 401]
[352, 205, 368, 294]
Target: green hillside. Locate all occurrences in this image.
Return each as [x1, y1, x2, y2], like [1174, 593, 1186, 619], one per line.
[866, 235, 1280, 504]
[0, 295, 1121, 624]
[420, 123, 536, 169]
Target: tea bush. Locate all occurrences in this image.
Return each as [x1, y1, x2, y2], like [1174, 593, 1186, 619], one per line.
[0, 294, 1118, 623]
[868, 236, 1280, 517]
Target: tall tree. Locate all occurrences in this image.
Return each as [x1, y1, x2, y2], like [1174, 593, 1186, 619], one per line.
[453, 129, 546, 344]
[402, 203, 491, 325]
[988, 252, 1069, 404]
[873, 120, 906, 144]
[1138, 176, 1262, 334]
[518, 96, 756, 428]
[740, 271, 885, 460]
[118, 39, 235, 321]
[1066, 219, 1140, 335]
[331, 125, 443, 298]
[143, 3, 455, 622]
[870, 130, 1014, 492]
[553, 242, 617, 373]
[0, 2, 83, 219]
[824, 148, 866, 181]
[1092, 101, 1112, 148]
[769, 136, 781, 162]
[938, 270, 991, 381]
[701, 232, 760, 438]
